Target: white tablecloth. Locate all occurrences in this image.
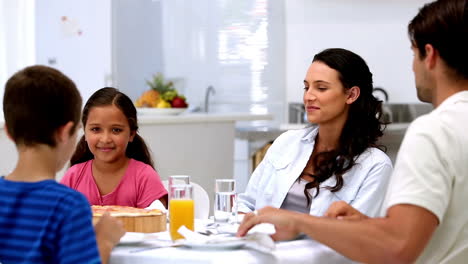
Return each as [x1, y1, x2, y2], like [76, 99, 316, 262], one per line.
[110, 235, 358, 264]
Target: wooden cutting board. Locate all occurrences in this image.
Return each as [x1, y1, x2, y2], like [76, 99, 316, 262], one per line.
[92, 205, 167, 233]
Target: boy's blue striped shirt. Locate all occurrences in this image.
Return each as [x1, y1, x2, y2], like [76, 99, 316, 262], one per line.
[0, 177, 101, 264]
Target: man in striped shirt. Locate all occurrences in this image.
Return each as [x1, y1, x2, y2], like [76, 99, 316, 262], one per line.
[0, 65, 125, 263]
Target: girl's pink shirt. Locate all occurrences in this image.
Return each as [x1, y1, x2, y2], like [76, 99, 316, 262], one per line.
[61, 159, 167, 208]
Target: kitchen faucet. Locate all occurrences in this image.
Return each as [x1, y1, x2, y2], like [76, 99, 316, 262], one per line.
[204, 85, 215, 112]
[373, 87, 389, 102]
[373, 87, 392, 123]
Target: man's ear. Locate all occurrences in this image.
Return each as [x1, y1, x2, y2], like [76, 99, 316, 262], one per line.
[346, 86, 360, 104]
[424, 44, 437, 69]
[56, 121, 75, 144]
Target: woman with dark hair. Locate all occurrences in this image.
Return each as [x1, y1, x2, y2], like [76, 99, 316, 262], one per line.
[61, 87, 168, 208]
[238, 48, 392, 219]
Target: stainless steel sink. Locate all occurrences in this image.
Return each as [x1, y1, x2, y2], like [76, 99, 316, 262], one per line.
[379, 103, 433, 163]
[382, 103, 433, 123]
[289, 102, 434, 124]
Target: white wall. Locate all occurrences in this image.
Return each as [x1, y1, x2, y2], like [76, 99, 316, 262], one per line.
[1, 1, 110, 176]
[26, 0, 434, 119]
[35, 0, 111, 102]
[285, 0, 432, 104]
[111, 0, 164, 101]
[0, 0, 35, 113]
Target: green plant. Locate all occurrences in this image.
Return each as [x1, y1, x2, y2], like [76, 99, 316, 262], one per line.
[146, 73, 175, 94]
[144, 73, 189, 108]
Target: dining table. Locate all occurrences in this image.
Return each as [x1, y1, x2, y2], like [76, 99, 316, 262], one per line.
[109, 222, 358, 264]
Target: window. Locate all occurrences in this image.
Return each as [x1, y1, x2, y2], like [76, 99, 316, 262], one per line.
[162, 0, 285, 126]
[0, 0, 35, 113]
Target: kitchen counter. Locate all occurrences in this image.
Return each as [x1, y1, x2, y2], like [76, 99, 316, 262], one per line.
[127, 112, 273, 213]
[138, 112, 273, 124]
[0, 113, 273, 128]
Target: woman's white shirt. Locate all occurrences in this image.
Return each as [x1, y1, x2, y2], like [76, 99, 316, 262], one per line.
[238, 126, 393, 217]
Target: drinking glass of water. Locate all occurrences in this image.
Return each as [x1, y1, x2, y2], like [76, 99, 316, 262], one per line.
[214, 179, 237, 223]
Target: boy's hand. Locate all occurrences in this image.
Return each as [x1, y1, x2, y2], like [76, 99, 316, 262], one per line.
[94, 212, 125, 264]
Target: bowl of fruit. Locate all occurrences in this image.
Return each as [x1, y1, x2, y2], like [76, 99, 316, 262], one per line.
[135, 73, 188, 115]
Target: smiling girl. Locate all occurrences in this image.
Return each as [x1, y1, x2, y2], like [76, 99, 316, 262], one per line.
[61, 87, 167, 208]
[238, 48, 392, 219]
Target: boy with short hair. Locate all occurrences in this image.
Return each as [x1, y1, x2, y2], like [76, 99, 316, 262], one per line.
[0, 65, 124, 263]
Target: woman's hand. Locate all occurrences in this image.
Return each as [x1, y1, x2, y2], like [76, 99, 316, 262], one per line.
[236, 206, 301, 241]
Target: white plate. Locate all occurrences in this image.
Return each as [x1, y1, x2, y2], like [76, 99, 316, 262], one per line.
[181, 240, 246, 250]
[137, 107, 187, 116]
[215, 222, 275, 235]
[119, 232, 145, 245]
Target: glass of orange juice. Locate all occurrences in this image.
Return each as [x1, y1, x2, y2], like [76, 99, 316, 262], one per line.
[169, 175, 190, 188]
[169, 184, 194, 241]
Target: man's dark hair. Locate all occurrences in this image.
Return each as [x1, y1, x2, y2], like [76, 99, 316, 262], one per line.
[408, 0, 468, 79]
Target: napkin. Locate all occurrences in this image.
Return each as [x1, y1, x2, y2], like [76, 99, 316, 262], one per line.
[178, 225, 276, 253]
[145, 200, 167, 213]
